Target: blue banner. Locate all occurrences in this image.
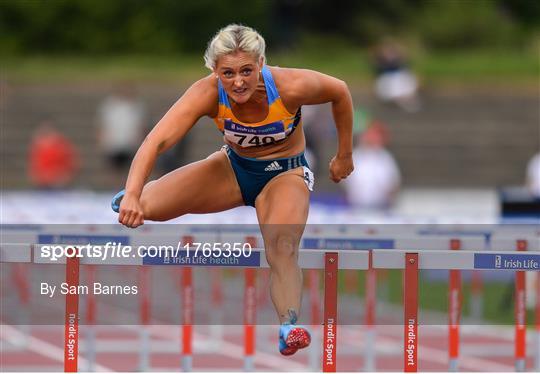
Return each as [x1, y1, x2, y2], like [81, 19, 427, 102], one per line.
[225, 120, 283, 135]
[474, 253, 540, 270]
[142, 249, 261, 267]
[302, 238, 394, 250]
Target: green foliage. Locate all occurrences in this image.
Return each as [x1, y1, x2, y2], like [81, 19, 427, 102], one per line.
[0, 0, 270, 54]
[384, 270, 536, 326]
[3, 48, 536, 86]
[414, 0, 526, 49]
[0, 0, 538, 55]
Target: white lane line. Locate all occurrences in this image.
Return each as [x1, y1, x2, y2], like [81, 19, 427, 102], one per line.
[340, 326, 515, 372]
[145, 324, 310, 372]
[104, 300, 311, 372]
[0, 323, 114, 372]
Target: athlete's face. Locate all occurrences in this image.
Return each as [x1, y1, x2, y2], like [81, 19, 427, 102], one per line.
[215, 51, 263, 104]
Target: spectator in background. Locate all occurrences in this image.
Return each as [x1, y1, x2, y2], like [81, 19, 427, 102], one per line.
[344, 120, 401, 210]
[498, 151, 540, 312]
[300, 105, 323, 174]
[28, 119, 79, 189]
[97, 82, 147, 185]
[301, 104, 340, 176]
[526, 152, 540, 198]
[371, 39, 420, 112]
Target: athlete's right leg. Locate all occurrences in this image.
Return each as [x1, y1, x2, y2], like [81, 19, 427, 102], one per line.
[138, 149, 244, 221]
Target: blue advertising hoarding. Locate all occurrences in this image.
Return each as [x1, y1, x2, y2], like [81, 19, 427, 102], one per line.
[474, 253, 540, 270]
[142, 249, 261, 267]
[302, 238, 394, 250]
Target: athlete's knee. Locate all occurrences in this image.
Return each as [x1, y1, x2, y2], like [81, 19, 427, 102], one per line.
[139, 194, 159, 221]
[138, 182, 167, 221]
[266, 233, 299, 265]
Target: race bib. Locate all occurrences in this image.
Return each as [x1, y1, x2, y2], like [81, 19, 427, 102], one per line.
[224, 120, 288, 147]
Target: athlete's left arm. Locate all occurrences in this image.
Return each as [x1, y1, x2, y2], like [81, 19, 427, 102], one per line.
[279, 68, 354, 183]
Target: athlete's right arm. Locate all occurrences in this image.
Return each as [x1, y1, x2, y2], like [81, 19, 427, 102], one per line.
[118, 76, 218, 227]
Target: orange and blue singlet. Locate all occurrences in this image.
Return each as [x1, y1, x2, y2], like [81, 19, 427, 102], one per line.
[213, 65, 314, 207]
[213, 65, 302, 148]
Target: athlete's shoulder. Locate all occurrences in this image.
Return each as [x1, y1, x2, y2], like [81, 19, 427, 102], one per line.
[269, 65, 349, 107]
[189, 74, 219, 96]
[182, 74, 219, 117]
[267, 66, 310, 90]
[267, 66, 320, 108]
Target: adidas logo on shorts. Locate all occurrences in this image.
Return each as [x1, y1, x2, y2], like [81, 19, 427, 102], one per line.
[264, 161, 283, 171]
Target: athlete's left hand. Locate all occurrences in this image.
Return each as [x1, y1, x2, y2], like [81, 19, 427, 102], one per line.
[329, 154, 354, 183]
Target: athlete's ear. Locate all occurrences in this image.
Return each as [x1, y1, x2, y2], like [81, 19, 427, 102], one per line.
[258, 56, 265, 69]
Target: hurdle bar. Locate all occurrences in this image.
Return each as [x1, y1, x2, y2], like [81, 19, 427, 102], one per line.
[302, 234, 488, 372]
[0, 242, 368, 372]
[351, 234, 538, 372]
[2, 228, 538, 372]
[373, 249, 540, 372]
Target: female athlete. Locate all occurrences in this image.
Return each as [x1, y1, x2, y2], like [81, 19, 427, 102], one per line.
[112, 24, 354, 355]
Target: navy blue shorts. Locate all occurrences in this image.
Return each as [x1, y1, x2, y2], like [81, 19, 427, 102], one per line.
[225, 146, 314, 207]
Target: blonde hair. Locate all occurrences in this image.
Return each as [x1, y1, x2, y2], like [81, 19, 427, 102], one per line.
[204, 24, 266, 70]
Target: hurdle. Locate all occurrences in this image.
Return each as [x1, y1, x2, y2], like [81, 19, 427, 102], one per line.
[180, 235, 194, 372]
[243, 236, 258, 372]
[301, 233, 489, 372]
[372, 248, 540, 372]
[2, 227, 266, 371]
[490, 236, 538, 372]
[2, 226, 539, 372]
[0, 238, 369, 372]
[144, 232, 540, 371]
[416, 223, 539, 321]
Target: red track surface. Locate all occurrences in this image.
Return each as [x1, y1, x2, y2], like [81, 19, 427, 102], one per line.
[1, 322, 535, 372]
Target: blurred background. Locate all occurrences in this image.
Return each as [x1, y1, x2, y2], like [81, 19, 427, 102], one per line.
[1, 0, 539, 218]
[1, 2, 539, 371]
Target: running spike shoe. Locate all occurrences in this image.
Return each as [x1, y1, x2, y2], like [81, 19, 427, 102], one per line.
[111, 189, 125, 213]
[279, 323, 311, 356]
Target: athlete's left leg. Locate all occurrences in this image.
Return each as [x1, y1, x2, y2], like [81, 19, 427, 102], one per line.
[255, 168, 311, 355]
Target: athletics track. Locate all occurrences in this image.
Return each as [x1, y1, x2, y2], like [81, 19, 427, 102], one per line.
[1, 192, 539, 372]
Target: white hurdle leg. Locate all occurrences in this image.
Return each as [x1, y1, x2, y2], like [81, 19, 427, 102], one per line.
[210, 268, 224, 342]
[12, 264, 31, 348]
[85, 266, 97, 371]
[364, 251, 377, 372]
[308, 269, 321, 371]
[86, 327, 96, 372]
[139, 327, 150, 371]
[469, 271, 483, 320]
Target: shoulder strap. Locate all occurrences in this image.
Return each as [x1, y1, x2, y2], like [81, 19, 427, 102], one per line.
[217, 79, 231, 108]
[261, 65, 280, 105]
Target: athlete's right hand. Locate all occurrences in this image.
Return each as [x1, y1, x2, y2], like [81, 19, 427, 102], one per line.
[118, 193, 145, 228]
